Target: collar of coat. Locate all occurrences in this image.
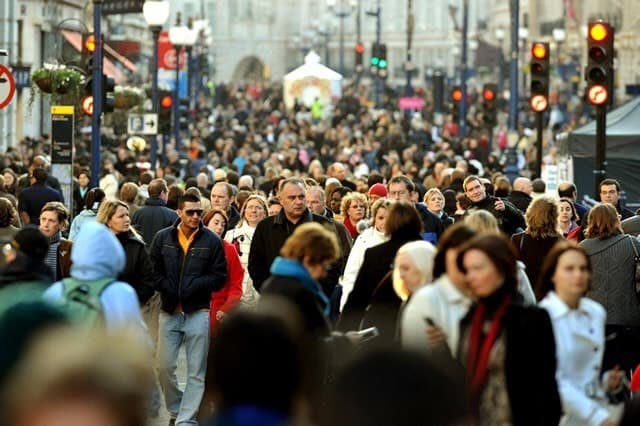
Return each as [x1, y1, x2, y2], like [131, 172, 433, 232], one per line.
[273, 208, 314, 225]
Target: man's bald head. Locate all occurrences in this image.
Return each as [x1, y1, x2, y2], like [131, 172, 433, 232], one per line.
[513, 177, 532, 195]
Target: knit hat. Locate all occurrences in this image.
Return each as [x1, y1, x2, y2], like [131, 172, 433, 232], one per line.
[368, 183, 388, 198]
[11, 227, 49, 262]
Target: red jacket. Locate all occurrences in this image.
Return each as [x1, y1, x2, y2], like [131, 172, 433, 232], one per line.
[210, 240, 244, 334]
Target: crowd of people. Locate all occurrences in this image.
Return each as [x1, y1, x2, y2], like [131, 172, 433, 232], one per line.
[1, 82, 640, 425]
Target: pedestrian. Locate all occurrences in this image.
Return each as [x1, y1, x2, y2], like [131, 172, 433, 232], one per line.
[457, 234, 561, 425]
[423, 188, 454, 229]
[17, 168, 62, 226]
[68, 187, 106, 241]
[341, 192, 367, 239]
[38, 201, 72, 281]
[599, 178, 634, 220]
[131, 178, 178, 246]
[511, 196, 563, 292]
[202, 208, 243, 335]
[224, 194, 268, 308]
[538, 241, 616, 426]
[149, 192, 227, 425]
[580, 203, 640, 373]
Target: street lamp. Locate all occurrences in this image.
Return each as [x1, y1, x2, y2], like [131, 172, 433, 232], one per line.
[183, 25, 198, 112]
[143, 0, 170, 171]
[327, 0, 357, 76]
[168, 22, 189, 148]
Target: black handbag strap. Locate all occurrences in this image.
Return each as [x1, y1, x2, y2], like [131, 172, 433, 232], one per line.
[628, 235, 640, 261]
[371, 269, 393, 300]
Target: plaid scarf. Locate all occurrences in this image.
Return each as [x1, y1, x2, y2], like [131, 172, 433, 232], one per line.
[45, 231, 61, 279]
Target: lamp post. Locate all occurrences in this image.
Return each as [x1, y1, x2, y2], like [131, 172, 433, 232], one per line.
[143, 0, 170, 172]
[327, 0, 356, 76]
[495, 27, 505, 94]
[169, 21, 189, 148]
[183, 25, 197, 113]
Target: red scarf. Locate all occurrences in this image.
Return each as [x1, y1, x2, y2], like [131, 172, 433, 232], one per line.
[466, 295, 512, 404]
[343, 217, 358, 239]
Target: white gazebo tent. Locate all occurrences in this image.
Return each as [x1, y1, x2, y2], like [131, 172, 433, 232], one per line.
[283, 51, 343, 110]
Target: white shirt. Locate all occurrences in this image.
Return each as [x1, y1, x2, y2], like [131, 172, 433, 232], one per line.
[539, 291, 609, 426]
[401, 274, 472, 356]
[339, 226, 388, 311]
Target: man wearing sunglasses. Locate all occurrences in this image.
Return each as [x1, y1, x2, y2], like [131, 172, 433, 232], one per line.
[149, 192, 227, 426]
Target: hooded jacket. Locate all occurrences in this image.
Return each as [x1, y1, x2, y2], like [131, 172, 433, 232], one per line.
[43, 222, 143, 333]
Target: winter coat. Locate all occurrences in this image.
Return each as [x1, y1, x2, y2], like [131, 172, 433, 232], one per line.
[581, 234, 640, 326]
[149, 219, 227, 314]
[225, 222, 260, 307]
[131, 198, 179, 246]
[116, 231, 156, 305]
[0, 254, 54, 316]
[469, 194, 525, 236]
[210, 240, 243, 334]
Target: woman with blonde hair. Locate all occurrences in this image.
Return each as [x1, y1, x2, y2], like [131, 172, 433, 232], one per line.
[392, 240, 437, 302]
[224, 194, 268, 308]
[580, 203, 640, 373]
[340, 192, 368, 239]
[511, 196, 563, 294]
[261, 222, 340, 336]
[96, 200, 155, 307]
[424, 188, 454, 229]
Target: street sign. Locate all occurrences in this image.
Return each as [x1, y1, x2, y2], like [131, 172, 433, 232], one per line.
[51, 106, 74, 212]
[0, 64, 16, 109]
[128, 113, 158, 135]
[102, 0, 144, 15]
[10, 65, 31, 89]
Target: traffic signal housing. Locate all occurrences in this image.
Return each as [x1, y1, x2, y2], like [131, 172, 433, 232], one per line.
[81, 33, 96, 75]
[355, 43, 364, 73]
[530, 42, 550, 112]
[378, 43, 388, 79]
[585, 21, 614, 106]
[450, 86, 463, 120]
[159, 93, 172, 134]
[102, 74, 115, 113]
[370, 42, 379, 75]
[482, 83, 498, 127]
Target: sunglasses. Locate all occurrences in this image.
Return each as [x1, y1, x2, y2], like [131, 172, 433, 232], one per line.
[184, 209, 204, 217]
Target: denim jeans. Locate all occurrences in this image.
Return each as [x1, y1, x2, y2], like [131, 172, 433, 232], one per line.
[158, 310, 210, 425]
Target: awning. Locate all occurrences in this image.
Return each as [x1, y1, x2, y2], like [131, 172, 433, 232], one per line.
[61, 30, 128, 84]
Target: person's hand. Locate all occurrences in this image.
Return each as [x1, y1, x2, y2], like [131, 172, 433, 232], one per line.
[494, 199, 505, 211]
[425, 325, 447, 346]
[215, 310, 226, 321]
[601, 420, 617, 426]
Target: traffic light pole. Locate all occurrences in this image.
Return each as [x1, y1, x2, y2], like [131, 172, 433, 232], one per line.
[594, 106, 607, 198]
[367, 0, 381, 107]
[508, 0, 519, 131]
[91, 0, 103, 188]
[150, 26, 161, 171]
[173, 45, 181, 148]
[459, 0, 469, 137]
[535, 111, 543, 179]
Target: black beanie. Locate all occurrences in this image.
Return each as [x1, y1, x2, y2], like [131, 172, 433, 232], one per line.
[11, 227, 49, 262]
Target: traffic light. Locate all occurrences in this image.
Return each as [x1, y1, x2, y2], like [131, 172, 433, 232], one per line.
[450, 86, 463, 119]
[178, 98, 190, 130]
[102, 74, 115, 113]
[81, 33, 96, 75]
[585, 21, 614, 106]
[159, 93, 172, 134]
[378, 43, 388, 79]
[355, 43, 364, 73]
[370, 42, 379, 75]
[482, 83, 498, 127]
[530, 42, 550, 112]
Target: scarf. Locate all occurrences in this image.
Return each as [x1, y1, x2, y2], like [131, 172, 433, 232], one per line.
[269, 256, 330, 316]
[343, 217, 358, 239]
[466, 294, 512, 405]
[45, 231, 61, 279]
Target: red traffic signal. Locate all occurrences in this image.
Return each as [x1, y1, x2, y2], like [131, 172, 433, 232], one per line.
[531, 43, 548, 60]
[482, 87, 496, 101]
[450, 88, 463, 102]
[161, 95, 173, 108]
[355, 43, 364, 54]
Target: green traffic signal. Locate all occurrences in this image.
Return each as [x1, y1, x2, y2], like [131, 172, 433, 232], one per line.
[371, 57, 379, 66]
[379, 59, 387, 69]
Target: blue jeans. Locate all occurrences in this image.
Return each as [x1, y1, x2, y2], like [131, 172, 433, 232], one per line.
[158, 310, 210, 425]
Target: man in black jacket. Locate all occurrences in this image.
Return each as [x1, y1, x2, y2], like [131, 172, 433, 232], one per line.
[464, 175, 525, 236]
[149, 192, 227, 425]
[249, 177, 346, 297]
[131, 178, 178, 245]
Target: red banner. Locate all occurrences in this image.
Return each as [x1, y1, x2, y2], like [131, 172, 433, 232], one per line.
[158, 31, 186, 71]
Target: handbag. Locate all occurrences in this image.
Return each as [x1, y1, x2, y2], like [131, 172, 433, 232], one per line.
[627, 236, 640, 298]
[358, 269, 393, 331]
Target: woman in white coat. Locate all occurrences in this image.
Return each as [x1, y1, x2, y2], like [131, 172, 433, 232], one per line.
[224, 194, 268, 308]
[339, 199, 391, 311]
[538, 241, 616, 426]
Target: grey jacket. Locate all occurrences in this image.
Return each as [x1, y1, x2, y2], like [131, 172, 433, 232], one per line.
[580, 234, 640, 326]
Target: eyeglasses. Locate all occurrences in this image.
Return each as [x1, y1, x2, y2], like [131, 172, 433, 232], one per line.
[185, 209, 204, 217]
